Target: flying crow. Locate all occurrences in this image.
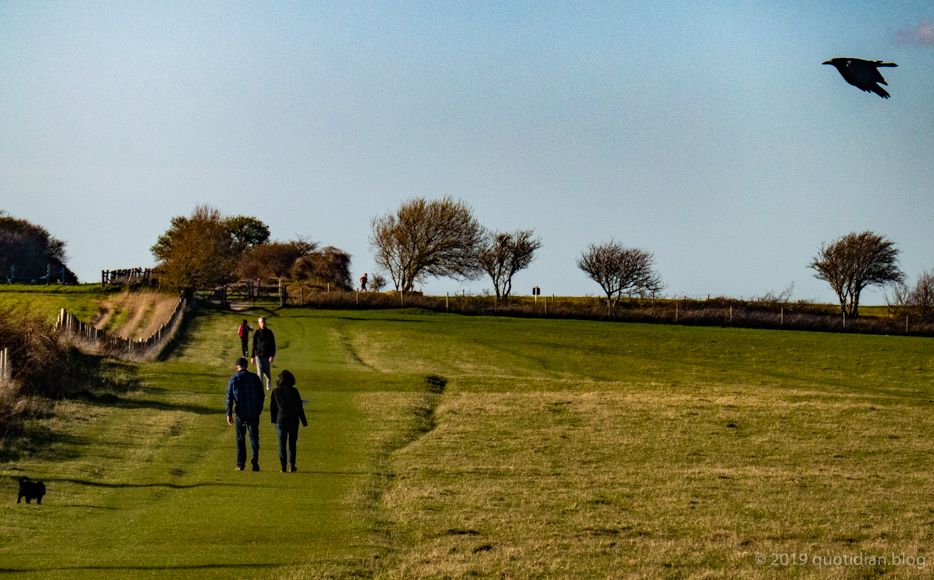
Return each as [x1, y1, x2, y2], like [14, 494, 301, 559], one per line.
[823, 57, 898, 98]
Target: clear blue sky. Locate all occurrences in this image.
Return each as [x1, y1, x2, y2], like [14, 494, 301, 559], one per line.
[2, 1, 933, 302]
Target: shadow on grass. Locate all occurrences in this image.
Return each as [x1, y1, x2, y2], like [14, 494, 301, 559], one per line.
[155, 308, 207, 361]
[74, 391, 216, 415]
[41, 473, 374, 489]
[0, 564, 278, 573]
[0, 430, 86, 464]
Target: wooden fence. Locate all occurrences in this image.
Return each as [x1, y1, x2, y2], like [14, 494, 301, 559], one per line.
[0, 347, 10, 387]
[56, 298, 187, 360]
[194, 280, 287, 307]
[101, 268, 158, 287]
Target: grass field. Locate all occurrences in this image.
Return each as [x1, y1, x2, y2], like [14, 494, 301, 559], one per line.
[0, 284, 119, 324]
[1, 301, 933, 578]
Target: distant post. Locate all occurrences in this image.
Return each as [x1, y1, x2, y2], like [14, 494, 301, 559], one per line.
[446, 292, 449, 311]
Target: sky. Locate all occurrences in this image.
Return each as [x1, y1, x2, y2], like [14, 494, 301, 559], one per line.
[2, 1, 933, 303]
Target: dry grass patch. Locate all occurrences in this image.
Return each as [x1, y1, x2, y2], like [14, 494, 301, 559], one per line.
[92, 290, 179, 340]
[376, 384, 934, 578]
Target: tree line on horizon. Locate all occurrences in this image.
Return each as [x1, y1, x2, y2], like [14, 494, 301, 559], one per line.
[0, 211, 77, 284]
[1, 204, 931, 321]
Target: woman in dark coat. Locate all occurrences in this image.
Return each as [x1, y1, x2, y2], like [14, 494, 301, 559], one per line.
[269, 370, 308, 473]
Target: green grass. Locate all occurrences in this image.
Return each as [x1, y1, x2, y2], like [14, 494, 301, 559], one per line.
[0, 284, 120, 324]
[1, 305, 933, 578]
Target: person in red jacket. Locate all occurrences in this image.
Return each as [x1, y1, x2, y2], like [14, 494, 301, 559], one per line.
[269, 370, 308, 473]
[237, 319, 253, 358]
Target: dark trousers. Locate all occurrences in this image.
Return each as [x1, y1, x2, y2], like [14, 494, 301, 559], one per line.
[240, 336, 249, 357]
[276, 421, 299, 468]
[235, 416, 260, 468]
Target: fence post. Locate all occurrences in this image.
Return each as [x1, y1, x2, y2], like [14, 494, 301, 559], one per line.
[781, 307, 784, 326]
[446, 292, 449, 311]
[0, 347, 9, 385]
[906, 314, 909, 333]
[675, 301, 679, 323]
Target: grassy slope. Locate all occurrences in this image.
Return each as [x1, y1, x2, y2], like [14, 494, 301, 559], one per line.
[0, 307, 427, 579]
[0, 284, 118, 324]
[1, 303, 933, 578]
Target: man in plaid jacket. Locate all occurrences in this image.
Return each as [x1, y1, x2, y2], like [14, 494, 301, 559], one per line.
[226, 357, 266, 471]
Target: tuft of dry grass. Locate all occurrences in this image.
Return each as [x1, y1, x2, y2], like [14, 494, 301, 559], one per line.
[373, 383, 934, 578]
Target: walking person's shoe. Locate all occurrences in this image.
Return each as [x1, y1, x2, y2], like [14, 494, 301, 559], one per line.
[235, 467, 244, 471]
[289, 465, 297, 473]
[252, 460, 260, 472]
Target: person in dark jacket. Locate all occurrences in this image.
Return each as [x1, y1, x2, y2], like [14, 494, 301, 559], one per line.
[226, 357, 266, 471]
[269, 370, 308, 473]
[251, 316, 276, 391]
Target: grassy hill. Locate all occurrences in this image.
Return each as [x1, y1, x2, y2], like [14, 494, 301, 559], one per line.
[1, 305, 933, 578]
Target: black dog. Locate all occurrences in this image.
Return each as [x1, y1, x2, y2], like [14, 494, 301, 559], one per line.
[17, 477, 46, 504]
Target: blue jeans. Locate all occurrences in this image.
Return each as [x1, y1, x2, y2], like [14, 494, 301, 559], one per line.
[276, 421, 299, 468]
[235, 416, 260, 469]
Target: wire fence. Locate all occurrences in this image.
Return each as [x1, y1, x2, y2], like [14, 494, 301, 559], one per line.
[255, 290, 934, 338]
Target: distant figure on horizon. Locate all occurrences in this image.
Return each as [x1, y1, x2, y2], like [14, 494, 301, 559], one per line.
[251, 316, 276, 391]
[823, 57, 898, 98]
[237, 319, 253, 358]
[359, 273, 368, 292]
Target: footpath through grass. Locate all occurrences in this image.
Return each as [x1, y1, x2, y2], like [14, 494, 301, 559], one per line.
[1, 305, 934, 578]
[0, 307, 430, 579]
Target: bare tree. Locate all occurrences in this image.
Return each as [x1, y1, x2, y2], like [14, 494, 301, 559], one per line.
[370, 273, 387, 292]
[808, 231, 905, 319]
[369, 197, 484, 292]
[577, 241, 664, 305]
[888, 269, 934, 319]
[478, 229, 542, 301]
